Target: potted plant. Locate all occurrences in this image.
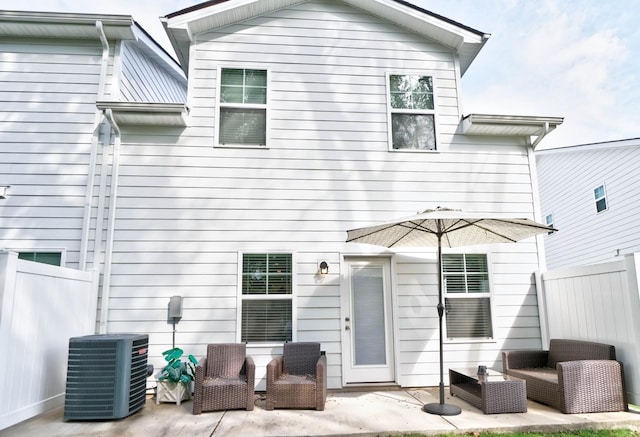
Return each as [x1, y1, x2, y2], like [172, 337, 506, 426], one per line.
[155, 347, 198, 405]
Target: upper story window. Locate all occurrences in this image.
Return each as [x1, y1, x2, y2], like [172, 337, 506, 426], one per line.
[545, 213, 555, 235]
[594, 184, 608, 213]
[240, 253, 293, 343]
[387, 73, 436, 151]
[443, 253, 493, 340]
[217, 68, 268, 147]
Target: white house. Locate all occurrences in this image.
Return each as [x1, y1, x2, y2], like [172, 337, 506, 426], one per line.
[0, 10, 187, 268]
[1, 0, 563, 391]
[537, 137, 640, 270]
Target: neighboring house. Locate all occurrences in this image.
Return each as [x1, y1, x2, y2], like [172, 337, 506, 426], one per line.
[1, 0, 563, 391]
[537, 137, 640, 270]
[0, 10, 187, 268]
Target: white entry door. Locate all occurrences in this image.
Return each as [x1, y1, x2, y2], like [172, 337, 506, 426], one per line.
[343, 258, 395, 384]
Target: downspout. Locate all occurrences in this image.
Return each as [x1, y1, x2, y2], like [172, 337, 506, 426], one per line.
[527, 133, 550, 347]
[79, 21, 110, 270]
[98, 108, 122, 334]
[531, 121, 550, 150]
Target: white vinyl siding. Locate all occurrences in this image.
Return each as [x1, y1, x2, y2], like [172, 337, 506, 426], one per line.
[537, 140, 640, 269]
[0, 37, 104, 269]
[95, 1, 543, 389]
[120, 42, 187, 104]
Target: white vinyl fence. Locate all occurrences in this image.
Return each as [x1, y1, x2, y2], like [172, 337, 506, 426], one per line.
[538, 253, 640, 405]
[0, 252, 98, 430]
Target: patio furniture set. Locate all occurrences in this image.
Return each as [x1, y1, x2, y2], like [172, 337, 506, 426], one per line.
[449, 338, 627, 415]
[181, 338, 627, 416]
[192, 341, 326, 415]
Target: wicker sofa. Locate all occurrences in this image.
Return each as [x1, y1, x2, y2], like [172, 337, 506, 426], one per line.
[502, 339, 627, 413]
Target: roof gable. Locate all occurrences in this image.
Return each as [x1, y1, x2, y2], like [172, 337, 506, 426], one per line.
[162, 0, 489, 75]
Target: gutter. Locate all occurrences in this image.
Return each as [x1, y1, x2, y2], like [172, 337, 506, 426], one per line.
[98, 108, 122, 334]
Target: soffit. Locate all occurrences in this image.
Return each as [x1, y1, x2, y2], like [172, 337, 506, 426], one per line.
[96, 102, 189, 127]
[461, 114, 564, 137]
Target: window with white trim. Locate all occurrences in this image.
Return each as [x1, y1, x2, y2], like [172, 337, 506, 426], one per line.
[443, 253, 493, 339]
[217, 68, 267, 147]
[387, 73, 436, 150]
[241, 253, 292, 342]
[545, 213, 555, 235]
[594, 184, 608, 213]
[18, 251, 62, 266]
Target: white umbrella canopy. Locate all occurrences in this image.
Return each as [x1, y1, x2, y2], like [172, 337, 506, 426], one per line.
[346, 207, 555, 416]
[346, 207, 554, 248]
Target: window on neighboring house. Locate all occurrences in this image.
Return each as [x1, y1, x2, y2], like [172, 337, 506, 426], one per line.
[217, 68, 267, 147]
[545, 213, 555, 235]
[18, 251, 62, 266]
[387, 73, 436, 151]
[443, 253, 493, 340]
[241, 253, 292, 342]
[594, 184, 608, 213]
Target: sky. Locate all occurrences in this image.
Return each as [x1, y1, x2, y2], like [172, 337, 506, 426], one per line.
[7, 0, 639, 149]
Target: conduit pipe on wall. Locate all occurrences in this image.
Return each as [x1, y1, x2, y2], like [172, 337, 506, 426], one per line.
[80, 21, 110, 271]
[98, 108, 122, 334]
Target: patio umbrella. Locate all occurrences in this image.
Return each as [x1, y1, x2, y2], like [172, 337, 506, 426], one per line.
[346, 207, 555, 416]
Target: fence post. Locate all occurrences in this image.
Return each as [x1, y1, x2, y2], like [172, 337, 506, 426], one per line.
[535, 270, 550, 348]
[0, 251, 19, 349]
[0, 252, 19, 429]
[623, 253, 640, 405]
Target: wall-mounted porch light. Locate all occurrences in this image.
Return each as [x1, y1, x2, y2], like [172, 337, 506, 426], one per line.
[318, 260, 329, 275]
[0, 186, 9, 199]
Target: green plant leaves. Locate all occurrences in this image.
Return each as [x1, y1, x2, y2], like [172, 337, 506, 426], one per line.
[158, 347, 196, 383]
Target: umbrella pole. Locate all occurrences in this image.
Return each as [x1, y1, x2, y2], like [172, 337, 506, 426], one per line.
[423, 227, 461, 416]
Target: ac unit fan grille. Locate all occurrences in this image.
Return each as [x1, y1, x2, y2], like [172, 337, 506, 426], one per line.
[64, 334, 149, 420]
[129, 338, 148, 412]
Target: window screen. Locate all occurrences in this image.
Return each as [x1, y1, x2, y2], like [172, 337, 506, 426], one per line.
[443, 253, 492, 339]
[219, 68, 267, 146]
[241, 253, 292, 342]
[388, 74, 436, 150]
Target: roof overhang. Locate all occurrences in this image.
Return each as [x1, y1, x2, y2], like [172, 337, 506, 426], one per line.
[96, 102, 189, 127]
[460, 114, 564, 149]
[162, 0, 489, 75]
[0, 10, 185, 87]
[0, 10, 136, 40]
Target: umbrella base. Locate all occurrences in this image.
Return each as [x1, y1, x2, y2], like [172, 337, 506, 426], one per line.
[422, 402, 462, 416]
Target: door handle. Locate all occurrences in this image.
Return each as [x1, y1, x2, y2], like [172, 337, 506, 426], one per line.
[345, 326, 350, 331]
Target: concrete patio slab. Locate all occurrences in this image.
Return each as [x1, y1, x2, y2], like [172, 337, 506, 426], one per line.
[2, 387, 639, 437]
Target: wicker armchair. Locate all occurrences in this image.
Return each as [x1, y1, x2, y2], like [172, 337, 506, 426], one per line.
[193, 343, 255, 414]
[266, 342, 327, 410]
[503, 339, 627, 413]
